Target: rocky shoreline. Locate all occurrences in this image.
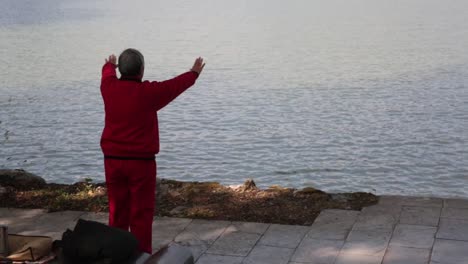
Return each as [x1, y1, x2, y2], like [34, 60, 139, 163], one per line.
[0, 169, 378, 225]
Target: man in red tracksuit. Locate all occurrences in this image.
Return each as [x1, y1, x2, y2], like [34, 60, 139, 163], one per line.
[100, 48, 205, 253]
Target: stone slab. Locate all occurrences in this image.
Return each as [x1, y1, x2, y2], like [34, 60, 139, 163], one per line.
[153, 239, 174, 253]
[175, 219, 230, 244]
[380, 196, 443, 208]
[431, 239, 468, 264]
[361, 204, 402, 217]
[352, 213, 398, 231]
[390, 224, 436, 249]
[399, 206, 440, 226]
[152, 217, 193, 252]
[340, 242, 389, 259]
[0, 208, 46, 220]
[79, 212, 109, 223]
[400, 197, 443, 208]
[382, 246, 430, 264]
[196, 254, 244, 264]
[174, 219, 230, 260]
[9, 210, 85, 239]
[347, 228, 393, 243]
[308, 224, 351, 241]
[313, 209, 360, 224]
[153, 217, 192, 239]
[436, 218, 468, 241]
[5, 206, 468, 263]
[334, 253, 383, 264]
[441, 207, 468, 220]
[308, 209, 359, 240]
[291, 238, 343, 263]
[243, 245, 294, 264]
[34, 210, 85, 225]
[0, 208, 48, 238]
[378, 196, 405, 206]
[206, 231, 260, 256]
[226, 221, 270, 234]
[259, 224, 308, 249]
[185, 244, 210, 262]
[341, 229, 392, 258]
[444, 198, 468, 209]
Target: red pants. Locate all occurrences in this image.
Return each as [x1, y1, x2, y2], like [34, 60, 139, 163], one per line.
[104, 158, 156, 254]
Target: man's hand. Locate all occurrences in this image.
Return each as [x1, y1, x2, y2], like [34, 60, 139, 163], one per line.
[105, 54, 117, 67]
[191, 57, 205, 75]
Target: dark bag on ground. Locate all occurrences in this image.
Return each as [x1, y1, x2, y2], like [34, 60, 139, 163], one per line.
[57, 219, 138, 264]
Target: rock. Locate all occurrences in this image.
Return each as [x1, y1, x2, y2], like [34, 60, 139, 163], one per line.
[157, 183, 169, 199]
[186, 207, 216, 218]
[0, 169, 46, 189]
[168, 190, 181, 198]
[268, 185, 286, 190]
[95, 186, 106, 196]
[330, 193, 348, 202]
[170, 206, 188, 215]
[243, 179, 257, 190]
[294, 187, 327, 196]
[228, 184, 242, 191]
[87, 186, 107, 197]
[181, 182, 221, 193]
[266, 185, 292, 193]
[230, 179, 258, 192]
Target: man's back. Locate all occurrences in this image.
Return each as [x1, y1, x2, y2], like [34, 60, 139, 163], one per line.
[100, 63, 199, 158]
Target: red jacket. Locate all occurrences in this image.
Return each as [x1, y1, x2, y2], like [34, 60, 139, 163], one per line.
[100, 62, 198, 158]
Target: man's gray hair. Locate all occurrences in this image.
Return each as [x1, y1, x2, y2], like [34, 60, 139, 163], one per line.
[118, 48, 145, 77]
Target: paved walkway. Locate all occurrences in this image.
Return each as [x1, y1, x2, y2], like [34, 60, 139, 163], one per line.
[2, 196, 468, 264]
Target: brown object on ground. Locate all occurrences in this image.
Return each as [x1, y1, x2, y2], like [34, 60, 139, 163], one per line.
[0, 169, 46, 190]
[0, 172, 378, 225]
[7, 234, 52, 261]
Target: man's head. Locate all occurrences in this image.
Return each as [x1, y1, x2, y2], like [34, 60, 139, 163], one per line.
[118, 48, 145, 79]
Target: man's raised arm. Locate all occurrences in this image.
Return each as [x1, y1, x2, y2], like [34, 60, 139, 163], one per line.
[102, 54, 117, 82]
[150, 57, 205, 111]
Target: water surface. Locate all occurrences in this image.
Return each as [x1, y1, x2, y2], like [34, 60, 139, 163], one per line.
[1, 0, 467, 197]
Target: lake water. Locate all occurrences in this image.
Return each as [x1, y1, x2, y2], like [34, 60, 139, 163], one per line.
[1, 0, 467, 197]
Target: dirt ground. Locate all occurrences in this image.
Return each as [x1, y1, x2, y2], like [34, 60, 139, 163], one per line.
[0, 176, 378, 225]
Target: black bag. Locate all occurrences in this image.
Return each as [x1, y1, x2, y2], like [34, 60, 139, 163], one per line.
[58, 219, 139, 264]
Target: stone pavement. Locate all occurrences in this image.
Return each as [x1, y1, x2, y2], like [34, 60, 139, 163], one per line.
[2, 196, 468, 264]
